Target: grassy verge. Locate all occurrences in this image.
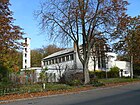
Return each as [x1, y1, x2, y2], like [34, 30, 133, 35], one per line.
[45, 83, 74, 91]
[1, 78, 140, 96]
[98, 78, 140, 84]
[0, 83, 74, 96]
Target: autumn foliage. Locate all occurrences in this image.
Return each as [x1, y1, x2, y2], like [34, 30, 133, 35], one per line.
[0, 0, 23, 81]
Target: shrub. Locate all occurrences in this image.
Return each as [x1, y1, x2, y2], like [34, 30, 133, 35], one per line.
[59, 72, 83, 86]
[90, 67, 120, 79]
[59, 74, 66, 84]
[67, 79, 82, 86]
[90, 70, 106, 79]
[108, 66, 119, 78]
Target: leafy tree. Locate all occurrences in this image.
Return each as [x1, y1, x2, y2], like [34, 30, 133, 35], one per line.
[42, 44, 65, 57]
[0, 0, 23, 81]
[36, 0, 128, 84]
[113, 16, 140, 78]
[31, 45, 64, 67]
[31, 49, 43, 67]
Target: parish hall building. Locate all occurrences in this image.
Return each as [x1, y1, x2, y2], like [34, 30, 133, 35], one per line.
[42, 44, 131, 82]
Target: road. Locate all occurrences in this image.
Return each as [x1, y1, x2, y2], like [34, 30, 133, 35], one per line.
[2, 82, 140, 105]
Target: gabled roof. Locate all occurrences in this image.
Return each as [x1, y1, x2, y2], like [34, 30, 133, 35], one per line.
[43, 48, 74, 60]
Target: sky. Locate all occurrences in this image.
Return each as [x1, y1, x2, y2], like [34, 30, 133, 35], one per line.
[10, 0, 140, 50]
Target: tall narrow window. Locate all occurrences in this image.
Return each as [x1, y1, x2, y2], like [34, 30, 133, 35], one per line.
[66, 55, 69, 61]
[25, 48, 27, 52]
[55, 58, 58, 63]
[62, 56, 65, 62]
[49, 60, 51, 65]
[25, 38, 27, 43]
[52, 59, 54, 64]
[46, 61, 48, 65]
[59, 57, 61, 63]
[70, 54, 74, 60]
[25, 59, 27, 63]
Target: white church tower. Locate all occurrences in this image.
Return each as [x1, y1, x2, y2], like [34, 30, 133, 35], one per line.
[23, 37, 31, 69]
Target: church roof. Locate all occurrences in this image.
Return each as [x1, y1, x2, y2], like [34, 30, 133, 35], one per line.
[43, 48, 74, 60]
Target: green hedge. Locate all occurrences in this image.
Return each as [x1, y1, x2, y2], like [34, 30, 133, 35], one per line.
[90, 66, 120, 79]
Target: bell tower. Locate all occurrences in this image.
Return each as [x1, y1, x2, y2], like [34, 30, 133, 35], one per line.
[23, 37, 31, 69]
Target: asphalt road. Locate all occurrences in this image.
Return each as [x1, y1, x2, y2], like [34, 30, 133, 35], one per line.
[2, 82, 140, 105]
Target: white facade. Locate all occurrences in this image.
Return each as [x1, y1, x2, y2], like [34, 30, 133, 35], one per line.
[42, 47, 131, 82]
[106, 52, 130, 77]
[42, 48, 78, 82]
[23, 38, 31, 69]
[115, 61, 130, 77]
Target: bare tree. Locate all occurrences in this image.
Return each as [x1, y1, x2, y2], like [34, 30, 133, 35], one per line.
[36, 0, 128, 84]
[55, 63, 63, 80]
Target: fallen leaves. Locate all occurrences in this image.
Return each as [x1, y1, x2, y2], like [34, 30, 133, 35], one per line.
[0, 86, 93, 101]
[0, 81, 140, 102]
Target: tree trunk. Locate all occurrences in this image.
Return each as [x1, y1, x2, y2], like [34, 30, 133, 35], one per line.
[83, 60, 90, 84]
[93, 56, 96, 79]
[130, 55, 133, 79]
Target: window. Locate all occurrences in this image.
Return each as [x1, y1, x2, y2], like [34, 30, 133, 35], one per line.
[66, 55, 69, 61]
[70, 54, 74, 60]
[55, 58, 58, 63]
[52, 59, 54, 64]
[25, 38, 27, 43]
[25, 48, 27, 52]
[49, 60, 51, 65]
[25, 59, 27, 63]
[25, 53, 27, 57]
[124, 71, 129, 74]
[62, 56, 65, 62]
[59, 57, 61, 63]
[46, 61, 48, 65]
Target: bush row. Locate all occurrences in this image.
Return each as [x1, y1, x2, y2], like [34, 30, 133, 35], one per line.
[59, 66, 120, 86]
[90, 66, 120, 79]
[89, 70, 119, 79]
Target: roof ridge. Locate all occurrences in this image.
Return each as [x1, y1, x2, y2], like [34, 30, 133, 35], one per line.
[43, 48, 74, 59]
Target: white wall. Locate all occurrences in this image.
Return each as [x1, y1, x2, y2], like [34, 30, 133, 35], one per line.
[43, 50, 131, 82]
[115, 61, 130, 77]
[45, 59, 75, 82]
